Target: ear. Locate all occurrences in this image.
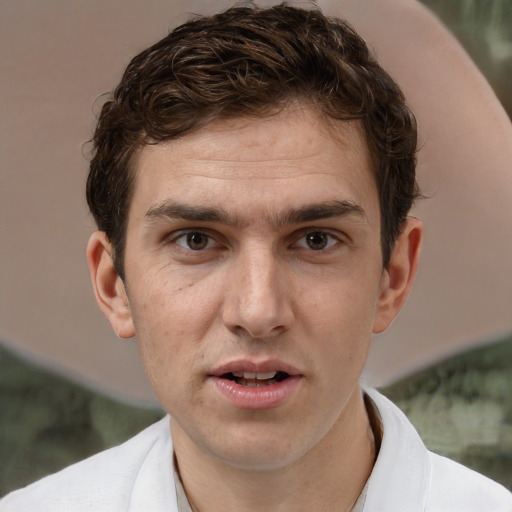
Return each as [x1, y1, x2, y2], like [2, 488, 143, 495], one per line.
[372, 217, 423, 334]
[86, 231, 135, 339]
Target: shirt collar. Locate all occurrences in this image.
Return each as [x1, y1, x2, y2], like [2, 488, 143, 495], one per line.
[362, 389, 431, 512]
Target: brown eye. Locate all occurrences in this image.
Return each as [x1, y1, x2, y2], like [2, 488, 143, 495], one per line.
[305, 232, 330, 250]
[186, 232, 209, 250]
[294, 231, 341, 251]
[175, 232, 213, 251]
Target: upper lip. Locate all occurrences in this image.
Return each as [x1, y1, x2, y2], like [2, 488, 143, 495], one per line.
[210, 359, 302, 377]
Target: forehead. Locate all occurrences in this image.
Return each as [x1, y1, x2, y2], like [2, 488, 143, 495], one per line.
[130, 106, 378, 221]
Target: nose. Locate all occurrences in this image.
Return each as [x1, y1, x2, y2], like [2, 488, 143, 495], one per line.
[221, 247, 294, 339]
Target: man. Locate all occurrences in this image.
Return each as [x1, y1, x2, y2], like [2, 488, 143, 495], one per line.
[2, 4, 511, 511]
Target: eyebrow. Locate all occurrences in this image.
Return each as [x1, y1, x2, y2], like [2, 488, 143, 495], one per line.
[145, 202, 240, 226]
[144, 200, 367, 228]
[272, 200, 367, 227]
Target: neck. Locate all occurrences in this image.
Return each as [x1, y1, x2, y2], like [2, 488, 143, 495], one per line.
[171, 387, 376, 512]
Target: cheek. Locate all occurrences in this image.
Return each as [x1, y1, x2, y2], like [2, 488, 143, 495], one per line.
[128, 274, 221, 381]
[302, 269, 381, 329]
[131, 267, 221, 333]
[299, 271, 380, 366]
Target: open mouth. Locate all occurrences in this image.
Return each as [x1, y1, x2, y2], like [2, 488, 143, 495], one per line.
[212, 365, 301, 409]
[221, 371, 290, 387]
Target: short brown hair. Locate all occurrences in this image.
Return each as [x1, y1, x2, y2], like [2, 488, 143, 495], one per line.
[87, 3, 419, 280]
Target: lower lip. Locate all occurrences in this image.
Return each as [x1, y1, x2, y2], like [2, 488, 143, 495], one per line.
[210, 376, 302, 410]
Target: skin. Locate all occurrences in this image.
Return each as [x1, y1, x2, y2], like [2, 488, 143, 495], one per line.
[87, 105, 422, 512]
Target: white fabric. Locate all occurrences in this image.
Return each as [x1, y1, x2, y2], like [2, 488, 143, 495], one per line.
[363, 389, 512, 511]
[1, 389, 511, 511]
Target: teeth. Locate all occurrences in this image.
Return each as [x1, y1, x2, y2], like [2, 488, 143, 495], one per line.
[255, 371, 278, 380]
[232, 371, 278, 380]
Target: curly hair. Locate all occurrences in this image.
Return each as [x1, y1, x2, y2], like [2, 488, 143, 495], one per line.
[87, 3, 420, 280]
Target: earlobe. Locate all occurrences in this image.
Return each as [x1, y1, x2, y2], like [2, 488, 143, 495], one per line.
[372, 217, 423, 334]
[86, 232, 135, 339]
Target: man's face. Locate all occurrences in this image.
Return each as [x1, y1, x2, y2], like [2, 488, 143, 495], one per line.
[121, 106, 388, 470]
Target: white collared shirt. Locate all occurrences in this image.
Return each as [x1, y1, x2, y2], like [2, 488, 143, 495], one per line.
[2, 389, 511, 511]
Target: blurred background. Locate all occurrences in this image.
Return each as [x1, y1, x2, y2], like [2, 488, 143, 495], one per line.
[1, 0, 511, 495]
[424, 0, 511, 118]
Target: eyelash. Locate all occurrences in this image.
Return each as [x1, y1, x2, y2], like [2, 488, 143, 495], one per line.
[174, 231, 219, 251]
[169, 229, 343, 252]
[292, 231, 341, 251]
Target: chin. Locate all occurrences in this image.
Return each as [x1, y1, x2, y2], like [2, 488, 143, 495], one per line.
[202, 423, 315, 472]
